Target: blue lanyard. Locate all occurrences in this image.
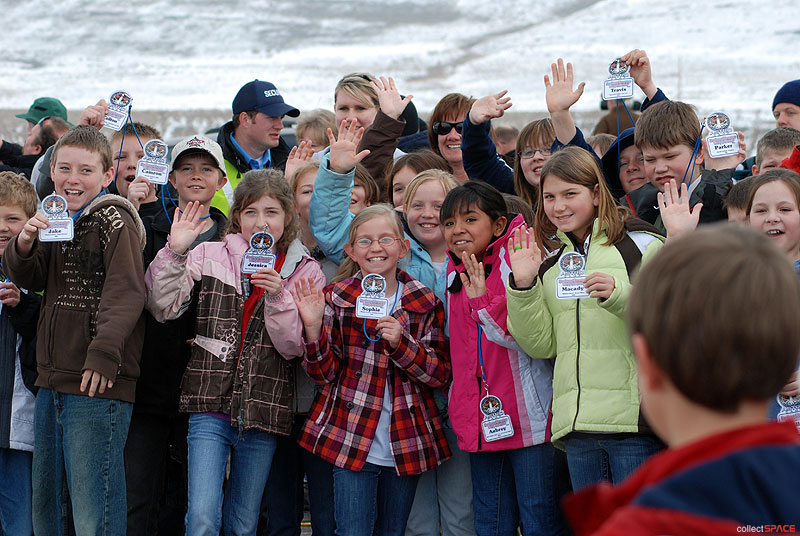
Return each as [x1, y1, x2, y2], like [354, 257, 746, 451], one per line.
[112, 107, 144, 185]
[681, 125, 705, 188]
[477, 324, 489, 393]
[71, 192, 105, 222]
[362, 286, 401, 342]
[160, 183, 211, 225]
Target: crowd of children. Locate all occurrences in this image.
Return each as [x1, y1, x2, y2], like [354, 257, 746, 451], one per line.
[0, 49, 799, 536]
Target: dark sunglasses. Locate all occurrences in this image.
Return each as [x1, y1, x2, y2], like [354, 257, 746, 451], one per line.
[432, 121, 463, 136]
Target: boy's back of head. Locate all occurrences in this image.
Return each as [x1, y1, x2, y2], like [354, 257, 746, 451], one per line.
[0, 171, 38, 218]
[52, 125, 113, 172]
[634, 100, 700, 151]
[721, 178, 752, 222]
[629, 224, 800, 413]
[755, 126, 800, 174]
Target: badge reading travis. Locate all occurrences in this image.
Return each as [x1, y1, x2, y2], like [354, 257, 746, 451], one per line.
[556, 251, 590, 299]
[480, 394, 514, 442]
[136, 139, 170, 185]
[241, 231, 276, 274]
[777, 394, 800, 433]
[104, 90, 133, 131]
[356, 273, 389, 319]
[39, 194, 74, 242]
[603, 57, 634, 101]
[704, 111, 739, 158]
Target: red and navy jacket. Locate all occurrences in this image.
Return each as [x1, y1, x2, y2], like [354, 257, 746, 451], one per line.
[298, 269, 452, 476]
[564, 421, 800, 535]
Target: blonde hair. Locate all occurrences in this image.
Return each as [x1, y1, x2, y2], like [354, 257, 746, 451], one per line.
[225, 169, 300, 253]
[332, 204, 407, 284]
[402, 169, 459, 210]
[288, 161, 320, 192]
[0, 171, 38, 217]
[296, 109, 337, 149]
[334, 73, 379, 109]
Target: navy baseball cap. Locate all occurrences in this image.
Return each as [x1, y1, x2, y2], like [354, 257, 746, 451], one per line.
[232, 80, 299, 118]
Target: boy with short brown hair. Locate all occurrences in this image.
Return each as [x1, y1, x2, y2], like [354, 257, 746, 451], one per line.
[753, 126, 800, 175]
[109, 121, 163, 218]
[564, 224, 800, 534]
[3, 125, 146, 534]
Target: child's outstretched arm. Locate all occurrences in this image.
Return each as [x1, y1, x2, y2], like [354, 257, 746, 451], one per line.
[545, 59, 586, 145]
[309, 121, 370, 263]
[461, 91, 516, 193]
[293, 278, 343, 383]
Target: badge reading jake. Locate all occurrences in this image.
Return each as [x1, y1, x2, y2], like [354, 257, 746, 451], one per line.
[556, 251, 590, 299]
[777, 394, 800, 433]
[241, 231, 276, 274]
[104, 90, 133, 131]
[39, 194, 73, 242]
[603, 58, 634, 101]
[356, 273, 389, 319]
[480, 394, 514, 442]
[136, 139, 169, 185]
[704, 112, 739, 158]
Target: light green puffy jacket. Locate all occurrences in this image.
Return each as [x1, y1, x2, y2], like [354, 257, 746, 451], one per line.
[506, 218, 664, 442]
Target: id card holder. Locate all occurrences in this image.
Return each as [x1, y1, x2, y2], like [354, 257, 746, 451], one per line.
[136, 139, 170, 184]
[355, 296, 389, 319]
[104, 90, 133, 131]
[39, 194, 74, 242]
[603, 58, 634, 100]
[241, 230, 275, 274]
[704, 112, 738, 158]
[555, 251, 590, 299]
[480, 394, 514, 442]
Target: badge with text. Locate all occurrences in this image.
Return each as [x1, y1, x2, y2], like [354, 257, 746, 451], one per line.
[355, 273, 389, 319]
[104, 90, 133, 131]
[241, 231, 276, 274]
[39, 194, 74, 242]
[556, 251, 590, 299]
[480, 394, 515, 442]
[603, 57, 634, 101]
[136, 139, 169, 185]
[704, 111, 739, 158]
[777, 395, 800, 433]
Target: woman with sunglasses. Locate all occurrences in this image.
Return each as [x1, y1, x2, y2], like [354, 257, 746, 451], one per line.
[427, 93, 475, 184]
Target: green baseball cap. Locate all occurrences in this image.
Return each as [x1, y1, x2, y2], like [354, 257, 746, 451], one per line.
[15, 97, 71, 125]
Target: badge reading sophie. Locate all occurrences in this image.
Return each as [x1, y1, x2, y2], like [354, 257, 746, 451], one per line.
[705, 112, 739, 158]
[136, 139, 169, 185]
[480, 394, 515, 442]
[556, 251, 590, 299]
[777, 395, 800, 433]
[104, 90, 133, 131]
[39, 194, 74, 242]
[603, 58, 634, 101]
[355, 273, 389, 319]
[241, 231, 276, 274]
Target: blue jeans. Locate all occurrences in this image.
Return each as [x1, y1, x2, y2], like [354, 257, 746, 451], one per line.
[563, 433, 664, 491]
[32, 388, 133, 536]
[469, 444, 570, 536]
[186, 413, 278, 536]
[333, 462, 420, 536]
[0, 447, 33, 535]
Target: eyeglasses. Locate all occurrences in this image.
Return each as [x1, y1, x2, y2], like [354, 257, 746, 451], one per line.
[432, 121, 463, 136]
[520, 147, 551, 159]
[354, 237, 401, 249]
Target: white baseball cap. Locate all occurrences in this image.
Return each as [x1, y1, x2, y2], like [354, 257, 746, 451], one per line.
[170, 135, 226, 174]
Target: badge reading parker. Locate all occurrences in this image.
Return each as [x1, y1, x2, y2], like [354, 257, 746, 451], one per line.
[705, 111, 739, 158]
[39, 194, 73, 242]
[136, 139, 169, 185]
[480, 394, 514, 442]
[777, 395, 800, 434]
[556, 251, 590, 299]
[603, 58, 634, 101]
[241, 231, 276, 274]
[355, 273, 389, 319]
[103, 90, 133, 131]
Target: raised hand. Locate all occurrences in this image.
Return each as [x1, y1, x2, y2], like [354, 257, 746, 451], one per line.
[370, 76, 413, 120]
[702, 131, 747, 171]
[327, 120, 371, 174]
[79, 99, 109, 130]
[126, 176, 151, 210]
[621, 49, 657, 99]
[507, 226, 543, 288]
[459, 251, 487, 299]
[659, 179, 702, 241]
[584, 272, 615, 300]
[168, 200, 205, 255]
[544, 59, 585, 114]
[16, 213, 49, 255]
[375, 316, 402, 348]
[284, 140, 316, 181]
[250, 268, 283, 297]
[291, 277, 326, 341]
[469, 91, 513, 125]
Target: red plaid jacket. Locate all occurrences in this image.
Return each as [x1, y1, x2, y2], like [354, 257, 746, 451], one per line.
[298, 270, 452, 476]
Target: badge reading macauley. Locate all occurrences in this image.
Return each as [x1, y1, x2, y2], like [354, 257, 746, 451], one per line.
[241, 231, 276, 274]
[556, 251, 591, 299]
[104, 90, 133, 131]
[39, 194, 73, 242]
[480, 394, 514, 442]
[356, 273, 389, 319]
[777, 395, 800, 433]
[704, 112, 739, 158]
[136, 139, 170, 185]
[603, 58, 634, 101]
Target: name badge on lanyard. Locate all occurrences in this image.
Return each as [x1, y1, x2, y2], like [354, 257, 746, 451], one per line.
[556, 251, 590, 299]
[480, 394, 514, 442]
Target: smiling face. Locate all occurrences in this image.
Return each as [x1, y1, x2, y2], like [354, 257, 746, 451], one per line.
[437, 113, 466, 168]
[443, 204, 505, 260]
[391, 166, 418, 208]
[335, 89, 378, 129]
[238, 194, 287, 243]
[542, 174, 599, 241]
[641, 143, 702, 192]
[405, 180, 447, 252]
[350, 184, 368, 215]
[51, 146, 114, 215]
[343, 215, 409, 279]
[293, 169, 316, 224]
[519, 137, 551, 187]
[0, 204, 29, 255]
[618, 143, 647, 193]
[748, 180, 800, 261]
[169, 152, 227, 207]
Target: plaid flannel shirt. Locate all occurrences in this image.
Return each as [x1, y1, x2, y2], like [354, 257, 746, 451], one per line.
[298, 270, 452, 476]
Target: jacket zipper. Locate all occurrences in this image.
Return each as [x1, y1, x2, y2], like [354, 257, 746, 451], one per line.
[475, 324, 482, 451]
[570, 236, 588, 432]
